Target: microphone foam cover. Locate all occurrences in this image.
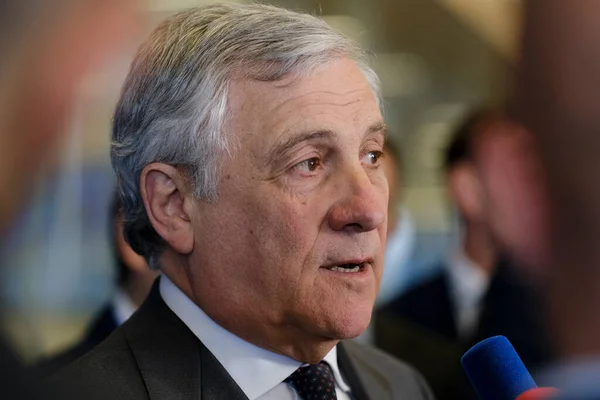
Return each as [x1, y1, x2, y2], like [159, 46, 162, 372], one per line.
[461, 336, 537, 400]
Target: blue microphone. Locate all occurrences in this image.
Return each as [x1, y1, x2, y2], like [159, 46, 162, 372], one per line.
[461, 336, 538, 400]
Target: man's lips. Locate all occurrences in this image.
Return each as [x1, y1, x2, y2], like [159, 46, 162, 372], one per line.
[320, 258, 373, 273]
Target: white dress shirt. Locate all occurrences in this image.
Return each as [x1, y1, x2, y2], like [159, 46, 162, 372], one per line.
[446, 251, 491, 339]
[160, 276, 352, 400]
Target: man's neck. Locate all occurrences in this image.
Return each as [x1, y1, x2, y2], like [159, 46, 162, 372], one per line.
[195, 293, 340, 364]
[261, 327, 340, 364]
[162, 264, 339, 364]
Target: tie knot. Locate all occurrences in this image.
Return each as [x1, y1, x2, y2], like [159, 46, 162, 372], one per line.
[285, 361, 337, 400]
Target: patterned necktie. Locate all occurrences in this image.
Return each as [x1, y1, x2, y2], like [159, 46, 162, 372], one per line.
[285, 361, 338, 400]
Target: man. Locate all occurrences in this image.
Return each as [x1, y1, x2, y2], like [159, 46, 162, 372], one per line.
[376, 109, 553, 399]
[36, 193, 158, 373]
[53, 4, 434, 400]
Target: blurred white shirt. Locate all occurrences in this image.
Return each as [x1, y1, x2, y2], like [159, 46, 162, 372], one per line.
[446, 251, 491, 339]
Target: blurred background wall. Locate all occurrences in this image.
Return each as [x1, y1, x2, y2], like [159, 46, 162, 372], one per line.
[0, 0, 520, 360]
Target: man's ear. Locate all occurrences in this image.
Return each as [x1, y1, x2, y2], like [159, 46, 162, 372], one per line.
[140, 163, 195, 255]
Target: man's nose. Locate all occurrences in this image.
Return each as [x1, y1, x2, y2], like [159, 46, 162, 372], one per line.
[327, 166, 387, 233]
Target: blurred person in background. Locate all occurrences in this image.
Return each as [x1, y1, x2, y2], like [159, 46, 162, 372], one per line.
[0, 0, 140, 398]
[35, 192, 158, 374]
[376, 139, 417, 307]
[375, 108, 554, 400]
[503, 1, 600, 397]
[52, 4, 434, 399]
[377, 139, 441, 308]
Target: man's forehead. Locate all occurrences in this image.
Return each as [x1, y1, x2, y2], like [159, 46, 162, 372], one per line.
[229, 59, 374, 106]
[225, 60, 381, 147]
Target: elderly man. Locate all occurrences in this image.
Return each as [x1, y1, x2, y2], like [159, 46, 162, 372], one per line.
[54, 4, 433, 400]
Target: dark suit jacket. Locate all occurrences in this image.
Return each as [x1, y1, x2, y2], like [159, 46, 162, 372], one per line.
[52, 279, 434, 400]
[0, 335, 63, 399]
[376, 260, 554, 400]
[0, 330, 83, 399]
[35, 305, 118, 376]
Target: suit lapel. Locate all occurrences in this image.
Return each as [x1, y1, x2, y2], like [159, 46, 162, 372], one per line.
[200, 344, 248, 400]
[123, 279, 248, 400]
[436, 271, 459, 340]
[337, 342, 392, 400]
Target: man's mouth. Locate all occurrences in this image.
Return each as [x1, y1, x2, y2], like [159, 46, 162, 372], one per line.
[322, 261, 369, 273]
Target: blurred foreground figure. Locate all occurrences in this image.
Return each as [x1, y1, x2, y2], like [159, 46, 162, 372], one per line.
[52, 4, 434, 399]
[510, 0, 600, 397]
[376, 108, 554, 400]
[36, 193, 158, 374]
[0, 1, 138, 236]
[0, 1, 139, 398]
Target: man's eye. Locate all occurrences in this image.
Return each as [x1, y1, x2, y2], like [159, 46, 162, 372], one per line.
[293, 157, 322, 173]
[364, 150, 384, 166]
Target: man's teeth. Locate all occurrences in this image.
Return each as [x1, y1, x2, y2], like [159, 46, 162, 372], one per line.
[329, 265, 361, 273]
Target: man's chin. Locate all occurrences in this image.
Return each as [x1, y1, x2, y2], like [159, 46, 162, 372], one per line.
[323, 307, 374, 340]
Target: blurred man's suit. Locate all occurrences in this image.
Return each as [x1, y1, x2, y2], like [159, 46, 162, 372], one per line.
[55, 277, 433, 400]
[376, 258, 553, 400]
[36, 194, 156, 375]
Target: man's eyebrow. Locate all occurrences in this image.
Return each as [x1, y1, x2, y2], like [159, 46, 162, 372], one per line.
[366, 121, 387, 141]
[266, 130, 335, 165]
[265, 121, 387, 166]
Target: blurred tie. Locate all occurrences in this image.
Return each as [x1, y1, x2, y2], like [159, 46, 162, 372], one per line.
[285, 361, 338, 400]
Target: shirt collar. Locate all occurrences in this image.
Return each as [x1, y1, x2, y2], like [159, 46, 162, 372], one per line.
[159, 275, 349, 399]
[446, 250, 492, 337]
[447, 250, 491, 310]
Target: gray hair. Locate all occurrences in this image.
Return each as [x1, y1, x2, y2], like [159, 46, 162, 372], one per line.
[111, 3, 382, 269]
